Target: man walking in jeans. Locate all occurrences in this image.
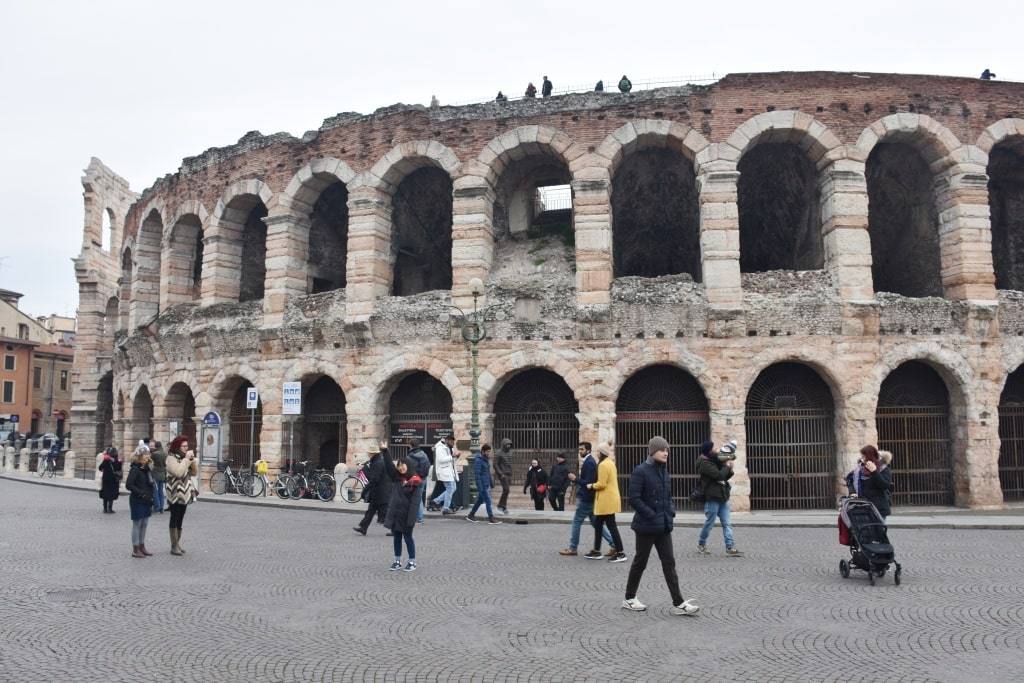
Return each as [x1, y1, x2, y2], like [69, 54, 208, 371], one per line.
[622, 436, 700, 616]
[466, 444, 502, 525]
[560, 442, 612, 556]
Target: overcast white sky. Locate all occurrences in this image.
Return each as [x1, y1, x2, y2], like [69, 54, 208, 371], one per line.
[0, 0, 1019, 318]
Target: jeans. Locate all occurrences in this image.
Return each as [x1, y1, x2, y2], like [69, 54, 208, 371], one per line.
[417, 483, 427, 522]
[469, 482, 493, 519]
[131, 517, 149, 545]
[152, 481, 166, 512]
[392, 530, 415, 560]
[625, 532, 683, 605]
[569, 499, 612, 550]
[432, 480, 457, 510]
[593, 514, 623, 552]
[698, 499, 735, 549]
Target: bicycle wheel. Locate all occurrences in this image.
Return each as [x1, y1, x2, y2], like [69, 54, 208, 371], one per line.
[210, 471, 227, 495]
[248, 473, 266, 497]
[46, 464, 56, 478]
[37, 459, 45, 477]
[316, 474, 336, 502]
[286, 475, 306, 499]
[273, 476, 289, 498]
[340, 476, 363, 503]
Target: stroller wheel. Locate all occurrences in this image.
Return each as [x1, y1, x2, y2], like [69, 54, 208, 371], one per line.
[894, 567, 902, 586]
[868, 570, 876, 586]
[839, 560, 850, 579]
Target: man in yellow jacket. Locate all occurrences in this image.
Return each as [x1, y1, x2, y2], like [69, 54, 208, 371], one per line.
[583, 443, 627, 562]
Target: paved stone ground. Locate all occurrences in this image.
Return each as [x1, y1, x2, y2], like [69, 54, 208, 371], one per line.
[1, 478, 1022, 682]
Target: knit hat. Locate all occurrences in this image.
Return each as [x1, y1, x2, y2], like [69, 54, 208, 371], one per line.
[648, 436, 670, 456]
[597, 442, 613, 457]
[700, 440, 715, 456]
[720, 440, 738, 455]
[500, 438, 512, 447]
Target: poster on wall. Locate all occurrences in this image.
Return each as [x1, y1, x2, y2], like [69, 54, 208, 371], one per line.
[282, 382, 302, 415]
[389, 420, 453, 446]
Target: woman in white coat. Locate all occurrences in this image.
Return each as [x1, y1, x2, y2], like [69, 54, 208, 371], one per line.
[429, 437, 459, 514]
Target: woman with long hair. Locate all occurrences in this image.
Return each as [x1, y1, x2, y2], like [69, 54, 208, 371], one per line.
[126, 446, 155, 557]
[165, 435, 198, 556]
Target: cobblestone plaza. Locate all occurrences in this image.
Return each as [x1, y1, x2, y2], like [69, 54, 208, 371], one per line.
[1, 479, 1022, 682]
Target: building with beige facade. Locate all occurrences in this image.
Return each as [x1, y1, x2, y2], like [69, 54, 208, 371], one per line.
[70, 72, 1024, 509]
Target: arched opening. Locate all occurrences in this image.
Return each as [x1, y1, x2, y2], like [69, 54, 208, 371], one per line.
[88, 371, 114, 479]
[167, 214, 203, 304]
[101, 208, 113, 253]
[876, 361, 953, 506]
[988, 139, 1024, 291]
[745, 362, 836, 510]
[226, 378, 262, 468]
[867, 143, 942, 297]
[308, 182, 349, 293]
[612, 148, 700, 280]
[118, 248, 132, 331]
[997, 366, 1024, 501]
[738, 144, 823, 272]
[133, 209, 163, 321]
[387, 371, 453, 460]
[235, 199, 268, 302]
[391, 167, 453, 295]
[102, 296, 118, 350]
[299, 376, 347, 470]
[493, 368, 579, 488]
[615, 365, 709, 509]
[165, 382, 197, 448]
[132, 385, 154, 444]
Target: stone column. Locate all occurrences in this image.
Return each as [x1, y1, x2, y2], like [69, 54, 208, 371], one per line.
[263, 211, 311, 327]
[572, 168, 614, 308]
[936, 158, 997, 301]
[820, 159, 874, 302]
[697, 157, 744, 336]
[345, 388, 386, 464]
[451, 174, 495, 309]
[709, 404, 749, 511]
[345, 185, 392, 322]
[200, 219, 244, 304]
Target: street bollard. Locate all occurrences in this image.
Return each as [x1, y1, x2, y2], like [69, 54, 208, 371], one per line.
[18, 448, 31, 474]
[63, 450, 75, 479]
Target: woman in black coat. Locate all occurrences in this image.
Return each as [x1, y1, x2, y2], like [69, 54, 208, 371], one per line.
[98, 447, 122, 513]
[125, 448, 155, 558]
[523, 460, 548, 510]
[382, 448, 422, 572]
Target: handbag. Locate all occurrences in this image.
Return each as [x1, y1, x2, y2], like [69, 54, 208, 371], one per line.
[689, 483, 705, 503]
[536, 483, 547, 495]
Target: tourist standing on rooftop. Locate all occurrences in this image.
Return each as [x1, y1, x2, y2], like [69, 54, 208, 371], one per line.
[618, 75, 632, 92]
[525, 82, 537, 98]
[542, 76, 553, 97]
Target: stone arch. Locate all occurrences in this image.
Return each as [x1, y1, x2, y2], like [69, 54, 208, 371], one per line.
[281, 158, 358, 213]
[118, 240, 134, 331]
[207, 179, 274, 303]
[364, 140, 461, 194]
[725, 111, 844, 170]
[475, 125, 581, 190]
[368, 354, 462, 419]
[596, 120, 710, 178]
[375, 365, 456, 458]
[131, 384, 155, 443]
[164, 201, 209, 307]
[608, 349, 719, 409]
[101, 207, 115, 253]
[101, 295, 119, 350]
[296, 373, 348, 470]
[208, 371, 264, 466]
[480, 351, 587, 412]
[981, 122, 1024, 291]
[163, 381, 197, 446]
[131, 207, 164, 325]
[856, 114, 962, 170]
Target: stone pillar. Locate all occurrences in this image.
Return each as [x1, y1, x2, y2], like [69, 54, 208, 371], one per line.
[18, 448, 30, 473]
[936, 159, 997, 301]
[3, 446, 14, 472]
[697, 159, 743, 336]
[820, 159, 874, 302]
[451, 175, 495, 309]
[572, 169, 613, 308]
[263, 211, 311, 327]
[260, 414, 285, 472]
[345, 185, 392, 321]
[200, 212, 245, 304]
[63, 450, 75, 479]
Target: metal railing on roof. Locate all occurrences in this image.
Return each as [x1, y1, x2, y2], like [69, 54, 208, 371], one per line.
[447, 74, 720, 107]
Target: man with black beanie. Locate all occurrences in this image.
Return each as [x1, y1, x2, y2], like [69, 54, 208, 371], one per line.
[622, 436, 701, 616]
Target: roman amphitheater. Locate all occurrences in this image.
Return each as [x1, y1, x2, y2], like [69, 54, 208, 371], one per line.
[70, 71, 1024, 511]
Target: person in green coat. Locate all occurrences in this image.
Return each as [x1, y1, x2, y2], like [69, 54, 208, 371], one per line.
[149, 439, 167, 514]
[618, 75, 632, 93]
[696, 440, 742, 557]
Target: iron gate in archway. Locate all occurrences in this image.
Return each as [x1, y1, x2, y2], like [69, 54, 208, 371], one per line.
[387, 372, 454, 461]
[746, 363, 836, 510]
[998, 367, 1024, 501]
[876, 361, 954, 506]
[615, 365, 710, 509]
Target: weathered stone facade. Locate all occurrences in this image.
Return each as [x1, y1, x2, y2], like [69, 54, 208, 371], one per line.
[71, 72, 1024, 509]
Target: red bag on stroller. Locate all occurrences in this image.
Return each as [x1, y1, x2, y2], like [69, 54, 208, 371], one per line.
[838, 515, 851, 546]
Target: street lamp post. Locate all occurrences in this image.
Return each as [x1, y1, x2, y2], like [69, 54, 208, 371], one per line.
[460, 278, 487, 454]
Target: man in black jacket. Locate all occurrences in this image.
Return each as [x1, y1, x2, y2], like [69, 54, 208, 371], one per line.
[495, 438, 514, 514]
[622, 436, 700, 615]
[353, 449, 391, 535]
[407, 438, 432, 524]
[547, 452, 570, 510]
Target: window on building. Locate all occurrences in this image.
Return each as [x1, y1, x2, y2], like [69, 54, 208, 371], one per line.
[33, 366, 41, 388]
[3, 355, 14, 371]
[2, 381, 13, 403]
[60, 370, 68, 391]
[18, 324, 29, 340]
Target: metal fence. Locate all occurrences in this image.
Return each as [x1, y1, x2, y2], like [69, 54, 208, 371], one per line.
[876, 406, 953, 506]
[746, 408, 836, 510]
[998, 406, 1024, 501]
[493, 412, 580, 487]
[615, 411, 710, 510]
[449, 74, 720, 106]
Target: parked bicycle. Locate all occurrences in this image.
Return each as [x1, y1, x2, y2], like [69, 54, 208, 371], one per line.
[36, 452, 58, 478]
[338, 467, 367, 504]
[209, 462, 265, 497]
[277, 461, 335, 502]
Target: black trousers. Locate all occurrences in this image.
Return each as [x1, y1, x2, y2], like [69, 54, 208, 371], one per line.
[624, 532, 683, 605]
[547, 488, 566, 511]
[359, 501, 387, 531]
[168, 503, 187, 530]
[530, 492, 545, 510]
[592, 514, 623, 552]
[497, 475, 510, 509]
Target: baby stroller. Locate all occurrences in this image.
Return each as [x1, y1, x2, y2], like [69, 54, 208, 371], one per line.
[838, 497, 902, 585]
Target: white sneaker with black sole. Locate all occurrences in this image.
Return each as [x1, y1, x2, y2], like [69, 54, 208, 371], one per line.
[622, 598, 647, 611]
[671, 599, 701, 616]
[609, 553, 628, 563]
[388, 560, 402, 571]
[403, 561, 417, 572]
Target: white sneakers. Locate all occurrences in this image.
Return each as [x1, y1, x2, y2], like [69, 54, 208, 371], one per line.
[622, 598, 647, 611]
[621, 597, 701, 616]
[672, 599, 701, 616]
